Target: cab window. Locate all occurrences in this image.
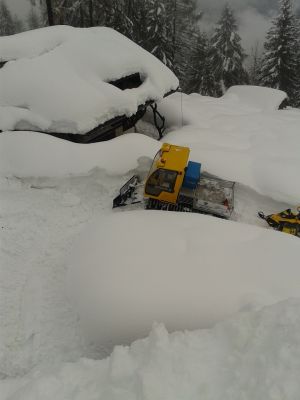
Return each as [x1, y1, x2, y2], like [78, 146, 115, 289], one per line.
[145, 169, 178, 196]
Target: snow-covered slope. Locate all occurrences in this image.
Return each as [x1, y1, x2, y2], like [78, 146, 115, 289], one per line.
[0, 26, 178, 134]
[0, 132, 159, 177]
[69, 210, 300, 349]
[2, 299, 300, 400]
[1, 85, 299, 399]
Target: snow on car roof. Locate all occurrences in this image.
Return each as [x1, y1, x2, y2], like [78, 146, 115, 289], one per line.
[0, 26, 179, 135]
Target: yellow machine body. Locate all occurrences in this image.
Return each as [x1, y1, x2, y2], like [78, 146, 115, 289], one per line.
[144, 143, 190, 204]
[259, 208, 300, 237]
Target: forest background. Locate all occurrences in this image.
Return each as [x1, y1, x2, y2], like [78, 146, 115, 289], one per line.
[1, 0, 300, 107]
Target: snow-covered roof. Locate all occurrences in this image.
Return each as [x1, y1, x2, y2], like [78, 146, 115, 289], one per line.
[0, 26, 179, 135]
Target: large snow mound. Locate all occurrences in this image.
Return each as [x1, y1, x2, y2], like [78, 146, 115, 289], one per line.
[223, 85, 286, 111]
[2, 299, 300, 400]
[158, 89, 300, 204]
[69, 210, 300, 349]
[0, 26, 178, 134]
[0, 131, 160, 177]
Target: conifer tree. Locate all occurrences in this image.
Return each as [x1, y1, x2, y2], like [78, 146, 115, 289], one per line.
[28, 7, 41, 30]
[163, 0, 202, 91]
[248, 43, 262, 85]
[0, 0, 15, 35]
[144, 0, 173, 67]
[260, 0, 300, 106]
[211, 4, 248, 95]
[188, 32, 221, 96]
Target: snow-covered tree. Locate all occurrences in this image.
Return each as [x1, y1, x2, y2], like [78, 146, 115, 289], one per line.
[211, 4, 248, 95]
[188, 32, 221, 96]
[163, 0, 202, 91]
[142, 0, 173, 67]
[0, 0, 15, 35]
[45, 0, 54, 25]
[248, 42, 262, 85]
[260, 0, 300, 106]
[0, 0, 23, 35]
[13, 16, 24, 33]
[28, 7, 41, 30]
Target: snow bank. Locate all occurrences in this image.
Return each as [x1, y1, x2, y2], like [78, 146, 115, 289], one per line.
[69, 211, 300, 349]
[0, 26, 178, 134]
[2, 299, 300, 400]
[158, 89, 300, 204]
[223, 85, 286, 111]
[157, 86, 286, 129]
[0, 131, 160, 177]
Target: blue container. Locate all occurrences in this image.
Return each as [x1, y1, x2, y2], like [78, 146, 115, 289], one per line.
[183, 161, 201, 189]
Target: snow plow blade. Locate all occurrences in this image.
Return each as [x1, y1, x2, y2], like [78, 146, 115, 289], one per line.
[113, 175, 140, 208]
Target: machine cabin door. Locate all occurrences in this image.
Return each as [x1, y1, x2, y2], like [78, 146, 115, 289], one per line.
[145, 169, 179, 203]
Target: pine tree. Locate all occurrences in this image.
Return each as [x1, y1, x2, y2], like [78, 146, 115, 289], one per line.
[45, 0, 54, 25]
[260, 0, 300, 106]
[293, 37, 300, 107]
[248, 43, 262, 85]
[0, 0, 15, 35]
[13, 15, 24, 33]
[188, 32, 221, 96]
[28, 7, 41, 30]
[164, 0, 202, 91]
[142, 0, 173, 67]
[211, 4, 248, 95]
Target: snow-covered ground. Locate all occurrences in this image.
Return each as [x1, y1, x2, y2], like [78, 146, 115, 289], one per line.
[158, 87, 299, 204]
[2, 299, 300, 400]
[70, 211, 300, 352]
[1, 86, 300, 399]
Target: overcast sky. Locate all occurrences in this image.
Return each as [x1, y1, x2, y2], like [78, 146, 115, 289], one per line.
[7, 0, 300, 53]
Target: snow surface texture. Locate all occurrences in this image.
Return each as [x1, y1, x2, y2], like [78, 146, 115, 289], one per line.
[0, 132, 160, 177]
[0, 131, 289, 378]
[69, 210, 300, 350]
[1, 85, 299, 397]
[156, 86, 300, 204]
[2, 299, 300, 400]
[0, 26, 178, 134]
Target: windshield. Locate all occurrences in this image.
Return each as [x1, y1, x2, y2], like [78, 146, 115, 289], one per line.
[145, 169, 178, 197]
[148, 149, 162, 177]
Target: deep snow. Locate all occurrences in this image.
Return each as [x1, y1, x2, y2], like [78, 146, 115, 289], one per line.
[70, 211, 300, 350]
[2, 299, 300, 400]
[0, 132, 159, 177]
[0, 85, 299, 398]
[157, 87, 300, 204]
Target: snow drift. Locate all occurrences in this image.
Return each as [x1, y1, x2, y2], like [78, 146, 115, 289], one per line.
[0, 26, 178, 134]
[223, 85, 286, 111]
[158, 87, 300, 204]
[3, 299, 300, 400]
[69, 210, 300, 349]
[0, 131, 159, 177]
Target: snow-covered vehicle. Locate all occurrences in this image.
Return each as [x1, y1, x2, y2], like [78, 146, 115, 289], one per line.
[113, 143, 235, 219]
[259, 208, 300, 237]
[0, 26, 178, 142]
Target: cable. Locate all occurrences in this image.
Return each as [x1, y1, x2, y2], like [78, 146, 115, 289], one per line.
[180, 89, 183, 127]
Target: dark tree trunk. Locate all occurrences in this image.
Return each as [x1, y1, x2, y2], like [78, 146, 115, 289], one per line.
[80, 3, 84, 27]
[46, 0, 54, 26]
[89, 0, 94, 26]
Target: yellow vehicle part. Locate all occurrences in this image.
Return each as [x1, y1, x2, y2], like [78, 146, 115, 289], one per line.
[259, 208, 300, 237]
[144, 143, 190, 204]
